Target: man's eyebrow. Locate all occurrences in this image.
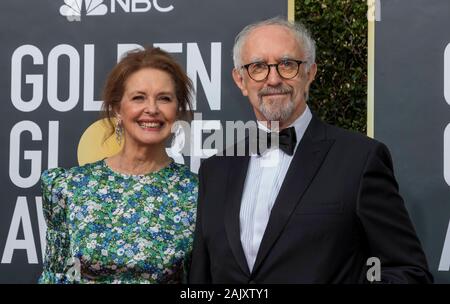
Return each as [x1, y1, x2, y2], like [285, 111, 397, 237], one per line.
[248, 57, 265, 63]
[247, 56, 295, 63]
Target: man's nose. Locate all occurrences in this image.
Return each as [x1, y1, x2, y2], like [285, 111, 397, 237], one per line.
[266, 65, 283, 85]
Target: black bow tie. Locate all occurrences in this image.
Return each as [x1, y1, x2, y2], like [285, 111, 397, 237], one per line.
[257, 127, 297, 156]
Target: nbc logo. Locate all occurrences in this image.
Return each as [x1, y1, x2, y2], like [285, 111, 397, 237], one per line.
[60, 0, 174, 22]
[60, 0, 107, 21]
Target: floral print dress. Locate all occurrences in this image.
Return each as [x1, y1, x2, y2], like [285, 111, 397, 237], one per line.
[38, 159, 198, 284]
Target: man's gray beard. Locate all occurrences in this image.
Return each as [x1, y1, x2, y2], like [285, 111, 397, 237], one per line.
[259, 97, 294, 123]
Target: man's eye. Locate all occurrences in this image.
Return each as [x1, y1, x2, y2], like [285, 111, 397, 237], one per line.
[250, 63, 267, 72]
[280, 60, 296, 69]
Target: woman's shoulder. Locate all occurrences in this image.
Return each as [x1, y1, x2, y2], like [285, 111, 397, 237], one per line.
[41, 167, 67, 186]
[41, 160, 105, 185]
[169, 162, 198, 183]
[167, 163, 198, 205]
[40, 160, 105, 224]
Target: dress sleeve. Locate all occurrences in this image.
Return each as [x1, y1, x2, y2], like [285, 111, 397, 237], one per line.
[38, 168, 73, 284]
[182, 172, 199, 284]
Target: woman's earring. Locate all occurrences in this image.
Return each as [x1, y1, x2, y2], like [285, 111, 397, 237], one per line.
[115, 118, 123, 145]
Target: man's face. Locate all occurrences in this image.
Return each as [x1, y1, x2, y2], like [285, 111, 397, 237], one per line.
[232, 25, 317, 128]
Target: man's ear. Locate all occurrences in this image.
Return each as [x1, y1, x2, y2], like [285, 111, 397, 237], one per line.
[232, 68, 248, 96]
[303, 63, 317, 97]
[306, 63, 317, 86]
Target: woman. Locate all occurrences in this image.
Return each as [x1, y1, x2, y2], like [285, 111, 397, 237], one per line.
[39, 47, 197, 283]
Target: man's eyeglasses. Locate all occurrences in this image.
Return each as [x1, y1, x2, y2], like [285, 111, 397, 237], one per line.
[241, 59, 306, 82]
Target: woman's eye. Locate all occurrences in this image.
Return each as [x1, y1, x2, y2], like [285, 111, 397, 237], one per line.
[159, 96, 172, 102]
[132, 95, 144, 101]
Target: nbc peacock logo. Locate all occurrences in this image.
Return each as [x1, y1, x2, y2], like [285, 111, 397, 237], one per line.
[60, 0, 175, 22]
[60, 0, 107, 21]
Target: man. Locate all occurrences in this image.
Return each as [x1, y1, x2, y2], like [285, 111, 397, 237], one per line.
[189, 17, 432, 283]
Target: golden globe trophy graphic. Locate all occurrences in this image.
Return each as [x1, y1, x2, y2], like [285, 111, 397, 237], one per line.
[77, 118, 123, 165]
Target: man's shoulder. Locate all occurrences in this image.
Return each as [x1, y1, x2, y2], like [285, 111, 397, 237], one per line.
[315, 120, 394, 168]
[322, 120, 384, 151]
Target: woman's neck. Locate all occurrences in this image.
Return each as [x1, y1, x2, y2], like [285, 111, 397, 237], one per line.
[106, 144, 171, 175]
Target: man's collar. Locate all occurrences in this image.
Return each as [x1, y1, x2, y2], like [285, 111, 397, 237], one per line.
[255, 105, 312, 155]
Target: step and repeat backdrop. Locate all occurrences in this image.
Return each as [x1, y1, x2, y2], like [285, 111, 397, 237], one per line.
[0, 0, 288, 283]
[374, 0, 450, 283]
[1, 0, 449, 284]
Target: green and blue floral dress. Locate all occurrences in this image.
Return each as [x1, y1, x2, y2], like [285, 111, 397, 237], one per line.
[38, 159, 198, 284]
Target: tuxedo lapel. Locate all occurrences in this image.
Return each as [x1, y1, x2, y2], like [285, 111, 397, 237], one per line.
[224, 153, 251, 277]
[252, 117, 335, 274]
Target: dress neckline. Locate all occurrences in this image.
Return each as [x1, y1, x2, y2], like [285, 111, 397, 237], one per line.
[101, 158, 175, 178]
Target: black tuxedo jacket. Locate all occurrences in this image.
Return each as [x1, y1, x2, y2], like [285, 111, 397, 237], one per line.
[189, 115, 433, 283]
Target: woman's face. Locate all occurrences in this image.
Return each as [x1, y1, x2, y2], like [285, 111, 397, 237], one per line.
[117, 68, 178, 148]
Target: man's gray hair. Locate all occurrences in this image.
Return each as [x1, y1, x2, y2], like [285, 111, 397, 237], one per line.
[232, 17, 316, 71]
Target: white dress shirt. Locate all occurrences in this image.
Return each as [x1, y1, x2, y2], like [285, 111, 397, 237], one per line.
[239, 106, 312, 272]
